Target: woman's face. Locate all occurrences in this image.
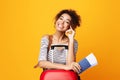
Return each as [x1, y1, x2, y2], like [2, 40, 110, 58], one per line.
[55, 13, 71, 32]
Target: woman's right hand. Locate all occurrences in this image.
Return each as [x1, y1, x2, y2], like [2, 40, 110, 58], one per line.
[65, 26, 75, 40]
[65, 62, 81, 73]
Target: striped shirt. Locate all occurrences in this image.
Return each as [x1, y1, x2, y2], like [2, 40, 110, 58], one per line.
[38, 37, 78, 64]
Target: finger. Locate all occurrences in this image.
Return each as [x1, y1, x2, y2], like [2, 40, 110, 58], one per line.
[74, 65, 80, 73]
[65, 30, 72, 36]
[69, 26, 75, 34]
[71, 62, 80, 73]
[74, 63, 81, 72]
[66, 29, 71, 33]
[73, 66, 79, 73]
[70, 25, 73, 30]
[72, 66, 77, 72]
[76, 63, 81, 69]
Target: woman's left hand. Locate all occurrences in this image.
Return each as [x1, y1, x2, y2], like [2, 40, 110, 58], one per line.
[65, 62, 81, 74]
[65, 26, 75, 40]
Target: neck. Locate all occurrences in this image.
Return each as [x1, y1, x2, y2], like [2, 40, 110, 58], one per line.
[53, 31, 67, 42]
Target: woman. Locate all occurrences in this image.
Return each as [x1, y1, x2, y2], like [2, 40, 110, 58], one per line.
[35, 9, 81, 79]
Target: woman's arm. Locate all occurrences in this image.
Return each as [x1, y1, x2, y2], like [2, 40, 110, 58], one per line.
[65, 26, 81, 73]
[67, 38, 75, 65]
[66, 26, 76, 65]
[38, 60, 68, 70]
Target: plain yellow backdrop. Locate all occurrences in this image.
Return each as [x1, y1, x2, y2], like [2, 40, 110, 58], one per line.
[0, 0, 120, 80]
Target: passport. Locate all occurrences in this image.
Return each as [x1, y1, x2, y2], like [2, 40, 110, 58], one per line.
[78, 53, 98, 74]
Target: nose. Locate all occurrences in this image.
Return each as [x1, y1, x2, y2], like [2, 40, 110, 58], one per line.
[60, 20, 64, 24]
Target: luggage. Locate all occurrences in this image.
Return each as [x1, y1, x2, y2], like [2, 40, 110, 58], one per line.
[40, 69, 78, 80]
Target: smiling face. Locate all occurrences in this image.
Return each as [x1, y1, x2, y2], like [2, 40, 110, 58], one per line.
[55, 13, 71, 32]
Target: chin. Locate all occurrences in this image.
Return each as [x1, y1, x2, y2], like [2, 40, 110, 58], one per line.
[57, 30, 65, 32]
[56, 29, 66, 32]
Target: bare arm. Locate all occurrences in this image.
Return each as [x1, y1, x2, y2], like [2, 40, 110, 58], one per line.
[65, 26, 81, 73]
[66, 26, 76, 65]
[66, 39, 75, 65]
[38, 60, 67, 70]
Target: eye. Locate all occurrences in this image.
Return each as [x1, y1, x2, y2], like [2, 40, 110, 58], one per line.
[59, 17, 63, 20]
[65, 21, 70, 24]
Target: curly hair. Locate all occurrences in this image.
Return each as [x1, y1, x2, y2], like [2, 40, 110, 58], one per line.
[54, 9, 81, 30]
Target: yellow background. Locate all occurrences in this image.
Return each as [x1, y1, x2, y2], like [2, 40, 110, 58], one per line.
[0, 0, 120, 80]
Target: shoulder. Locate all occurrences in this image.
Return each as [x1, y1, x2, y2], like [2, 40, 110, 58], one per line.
[41, 34, 53, 43]
[40, 34, 50, 43]
[41, 34, 50, 39]
[41, 34, 53, 41]
[40, 34, 51, 45]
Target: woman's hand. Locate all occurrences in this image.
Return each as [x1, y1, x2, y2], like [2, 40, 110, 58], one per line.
[65, 62, 81, 74]
[65, 26, 75, 40]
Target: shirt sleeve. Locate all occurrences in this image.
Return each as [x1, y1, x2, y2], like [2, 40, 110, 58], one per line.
[38, 37, 49, 62]
[74, 39, 78, 54]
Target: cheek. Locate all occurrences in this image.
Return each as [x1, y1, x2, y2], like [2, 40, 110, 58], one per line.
[64, 23, 70, 29]
[64, 26, 70, 31]
[55, 20, 58, 26]
[56, 19, 61, 23]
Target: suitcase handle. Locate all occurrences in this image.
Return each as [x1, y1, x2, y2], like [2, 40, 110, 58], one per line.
[50, 45, 68, 63]
[51, 45, 68, 50]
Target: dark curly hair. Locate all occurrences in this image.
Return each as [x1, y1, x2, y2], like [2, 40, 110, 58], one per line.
[54, 9, 81, 30]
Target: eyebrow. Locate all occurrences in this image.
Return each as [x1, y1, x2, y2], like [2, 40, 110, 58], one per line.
[61, 16, 71, 22]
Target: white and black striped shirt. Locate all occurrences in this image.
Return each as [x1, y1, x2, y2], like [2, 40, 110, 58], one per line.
[38, 37, 78, 64]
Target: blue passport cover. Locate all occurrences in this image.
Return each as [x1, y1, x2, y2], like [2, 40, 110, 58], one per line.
[78, 53, 98, 74]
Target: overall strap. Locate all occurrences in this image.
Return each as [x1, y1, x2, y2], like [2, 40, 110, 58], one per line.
[48, 35, 52, 53]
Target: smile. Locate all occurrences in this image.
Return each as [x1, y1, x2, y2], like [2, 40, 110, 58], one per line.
[58, 24, 64, 28]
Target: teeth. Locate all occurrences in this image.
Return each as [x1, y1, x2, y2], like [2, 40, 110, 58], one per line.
[59, 24, 62, 27]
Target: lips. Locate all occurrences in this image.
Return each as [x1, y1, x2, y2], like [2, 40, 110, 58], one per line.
[58, 24, 62, 27]
[58, 24, 64, 29]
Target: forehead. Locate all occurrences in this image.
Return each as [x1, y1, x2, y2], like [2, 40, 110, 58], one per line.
[60, 13, 71, 20]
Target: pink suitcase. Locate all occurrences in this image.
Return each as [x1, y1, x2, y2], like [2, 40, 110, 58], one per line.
[40, 70, 78, 80]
